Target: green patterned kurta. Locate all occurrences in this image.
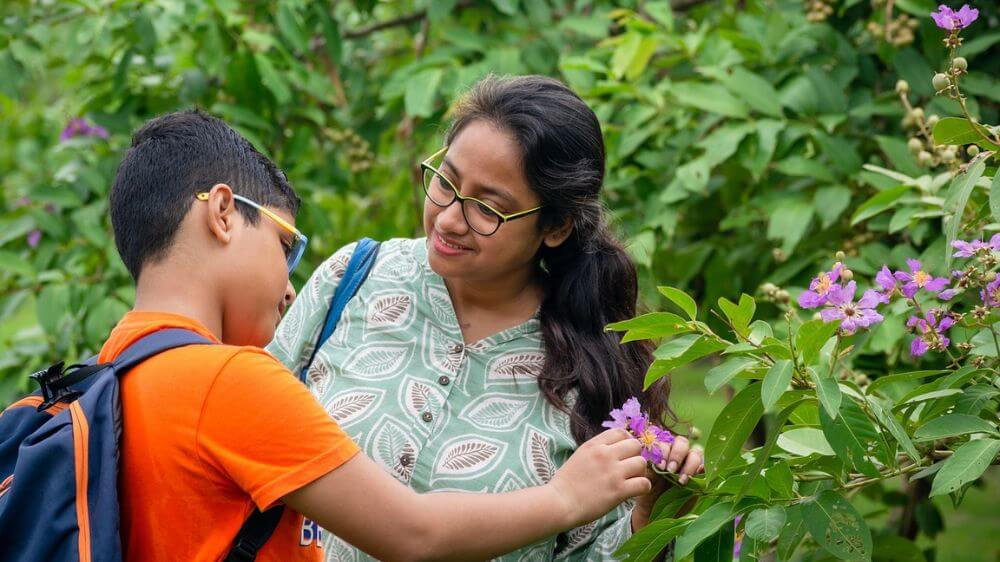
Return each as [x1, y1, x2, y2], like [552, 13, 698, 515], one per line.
[267, 238, 633, 561]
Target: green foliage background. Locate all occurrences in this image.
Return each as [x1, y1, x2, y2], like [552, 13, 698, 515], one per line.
[2, 0, 999, 560]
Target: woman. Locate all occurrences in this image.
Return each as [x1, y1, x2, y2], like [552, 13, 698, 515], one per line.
[268, 75, 703, 561]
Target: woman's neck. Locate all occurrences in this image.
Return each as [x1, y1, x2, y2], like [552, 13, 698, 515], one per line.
[444, 265, 543, 343]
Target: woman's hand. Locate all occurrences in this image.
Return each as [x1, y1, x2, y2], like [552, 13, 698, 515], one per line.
[630, 435, 704, 531]
[547, 428, 653, 529]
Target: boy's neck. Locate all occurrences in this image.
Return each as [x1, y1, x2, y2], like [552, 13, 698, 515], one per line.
[132, 263, 224, 341]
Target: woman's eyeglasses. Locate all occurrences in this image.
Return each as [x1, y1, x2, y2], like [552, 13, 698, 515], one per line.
[420, 146, 542, 237]
[195, 192, 308, 275]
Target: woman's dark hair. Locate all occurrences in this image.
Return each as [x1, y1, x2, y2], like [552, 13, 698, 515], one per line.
[446, 75, 672, 443]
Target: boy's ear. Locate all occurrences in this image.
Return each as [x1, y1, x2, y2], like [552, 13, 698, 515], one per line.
[542, 218, 573, 249]
[204, 183, 238, 244]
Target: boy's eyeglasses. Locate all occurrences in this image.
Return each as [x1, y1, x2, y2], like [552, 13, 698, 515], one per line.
[420, 146, 542, 236]
[195, 192, 308, 275]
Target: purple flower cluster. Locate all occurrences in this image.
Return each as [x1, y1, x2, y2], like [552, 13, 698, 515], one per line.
[952, 234, 1000, 258]
[907, 312, 955, 356]
[931, 4, 979, 30]
[799, 263, 884, 335]
[59, 117, 109, 142]
[603, 397, 674, 464]
[894, 259, 950, 298]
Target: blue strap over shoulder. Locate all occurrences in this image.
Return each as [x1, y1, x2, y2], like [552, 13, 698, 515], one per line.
[299, 238, 380, 382]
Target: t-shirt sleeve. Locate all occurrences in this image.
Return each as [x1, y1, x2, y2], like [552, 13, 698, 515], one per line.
[196, 348, 360, 510]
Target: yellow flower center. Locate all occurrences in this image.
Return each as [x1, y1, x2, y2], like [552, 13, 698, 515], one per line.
[914, 270, 931, 287]
[638, 428, 657, 447]
[816, 273, 833, 295]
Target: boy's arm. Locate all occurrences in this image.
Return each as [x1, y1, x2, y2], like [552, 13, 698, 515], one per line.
[282, 429, 650, 562]
[266, 242, 357, 373]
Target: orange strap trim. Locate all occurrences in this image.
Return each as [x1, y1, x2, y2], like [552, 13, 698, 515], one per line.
[69, 403, 92, 562]
[2, 395, 70, 417]
[0, 475, 12, 500]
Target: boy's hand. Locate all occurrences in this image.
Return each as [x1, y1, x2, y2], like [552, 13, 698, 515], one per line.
[631, 435, 704, 531]
[546, 429, 652, 528]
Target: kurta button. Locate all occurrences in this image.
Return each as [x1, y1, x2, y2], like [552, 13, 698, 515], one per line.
[421, 412, 434, 422]
[400, 454, 413, 467]
[449, 343, 463, 354]
[438, 375, 451, 386]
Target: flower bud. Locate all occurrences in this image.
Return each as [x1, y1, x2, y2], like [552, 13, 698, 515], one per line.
[854, 373, 870, 386]
[841, 269, 854, 281]
[835, 251, 846, 261]
[986, 271, 997, 282]
[760, 282, 778, 295]
[775, 289, 791, 304]
[941, 149, 956, 163]
[918, 150, 934, 166]
[907, 138, 923, 154]
[772, 248, 787, 262]
[952, 57, 968, 72]
[968, 145, 981, 157]
[910, 107, 924, 120]
[895, 79, 910, 94]
[932, 73, 951, 92]
[812, 312, 822, 321]
[689, 426, 702, 440]
[927, 114, 940, 127]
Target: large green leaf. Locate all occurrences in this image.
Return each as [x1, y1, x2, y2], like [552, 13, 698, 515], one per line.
[675, 502, 738, 559]
[796, 320, 839, 366]
[704, 357, 759, 394]
[820, 398, 881, 477]
[762, 360, 794, 412]
[646, 336, 728, 388]
[704, 383, 763, 478]
[606, 312, 690, 343]
[777, 504, 808, 560]
[802, 490, 873, 560]
[776, 427, 835, 456]
[914, 414, 999, 441]
[851, 185, 912, 225]
[811, 367, 843, 420]
[718, 294, 755, 336]
[866, 397, 921, 464]
[944, 159, 986, 267]
[657, 286, 698, 320]
[670, 82, 750, 118]
[932, 117, 1000, 151]
[717, 66, 783, 118]
[930, 438, 1000, 497]
[404, 68, 445, 118]
[990, 171, 1000, 223]
[745, 507, 786, 542]
[693, 524, 736, 562]
[615, 518, 689, 562]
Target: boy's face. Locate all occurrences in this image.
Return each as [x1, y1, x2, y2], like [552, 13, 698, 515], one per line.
[202, 188, 297, 347]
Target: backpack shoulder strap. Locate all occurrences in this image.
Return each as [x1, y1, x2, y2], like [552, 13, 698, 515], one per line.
[224, 506, 286, 562]
[112, 328, 215, 373]
[299, 238, 380, 382]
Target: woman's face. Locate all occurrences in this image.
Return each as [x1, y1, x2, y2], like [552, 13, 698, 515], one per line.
[422, 120, 550, 284]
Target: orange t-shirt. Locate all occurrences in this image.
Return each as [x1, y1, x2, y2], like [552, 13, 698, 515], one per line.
[100, 311, 359, 562]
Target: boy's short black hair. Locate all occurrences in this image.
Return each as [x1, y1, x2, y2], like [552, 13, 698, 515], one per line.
[110, 109, 300, 280]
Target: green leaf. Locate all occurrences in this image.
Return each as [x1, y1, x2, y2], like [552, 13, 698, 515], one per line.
[776, 427, 835, 456]
[718, 67, 783, 118]
[762, 360, 794, 412]
[491, 0, 519, 15]
[626, 37, 660, 81]
[276, 4, 309, 54]
[990, 171, 1000, 223]
[718, 294, 755, 336]
[705, 357, 759, 394]
[820, 398, 881, 477]
[802, 490, 873, 560]
[0, 251, 36, 278]
[694, 524, 735, 562]
[404, 68, 444, 117]
[671, 82, 750, 118]
[868, 369, 948, 393]
[745, 507, 786, 542]
[915, 413, 998, 441]
[36, 284, 71, 335]
[607, 312, 690, 343]
[675, 502, 737, 559]
[314, 4, 342, 64]
[772, 156, 837, 182]
[657, 286, 698, 320]
[932, 117, 1000, 151]
[811, 367, 843, 420]
[84, 298, 129, 343]
[851, 185, 912, 225]
[649, 486, 695, 521]
[765, 461, 795, 498]
[814, 186, 852, 229]
[867, 397, 921, 464]
[615, 517, 689, 562]
[705, 383, 763, 478]
[795, 320, 839, 365]
[645, 337, 727, 388]
[777, 504, 808, 560]
[945, 159, 986, 267]
[930, 438, 1000, 497]
[254, 54, 292, 105]
[736, 398, 807, 502]
[767, 199, 814, 253]
[875, 136, 922, 177]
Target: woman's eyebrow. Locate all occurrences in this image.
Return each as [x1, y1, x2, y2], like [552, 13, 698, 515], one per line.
[441, 157, 518, 207]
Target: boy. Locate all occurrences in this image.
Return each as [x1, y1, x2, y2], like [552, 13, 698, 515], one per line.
[103, 110, 650, 561]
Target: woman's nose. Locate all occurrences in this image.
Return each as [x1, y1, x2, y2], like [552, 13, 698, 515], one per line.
[435, 198, 470, 234]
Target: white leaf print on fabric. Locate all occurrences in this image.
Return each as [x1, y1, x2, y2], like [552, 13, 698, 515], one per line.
[459, 393, 533, 431]
[521, 425, 556, 485]
[370, 251, 418, 282]
[555, 521, 598, 557]
[514, 544, 551, 562]
[424, 285, 455, 326]
[324, 534, 359, 562]
[368, 417, 417, 483]
[487, 350, 545, 382]
[365, 291, 414, 331]
[306, 357, 332, 399]
[340, 340, 413, 380]
[322, 388, 384, 427]
[423, 321, 462, 375]
[493, 469, 529, 493]
[433, 435, 506, 478]
[542, 400, 576, 444]
[399, 376, 445, 420]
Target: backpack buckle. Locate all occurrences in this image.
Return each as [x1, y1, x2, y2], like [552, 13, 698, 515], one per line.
[30, 362, 73, 410]
[226, 540, 258, 562]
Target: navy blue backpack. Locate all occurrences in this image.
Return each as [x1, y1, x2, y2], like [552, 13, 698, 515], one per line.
[0, 238, 379, 562]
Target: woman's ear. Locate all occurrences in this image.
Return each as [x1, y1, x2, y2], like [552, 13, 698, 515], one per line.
[543, 218, 574, 249]
[204, 183, 237, 245]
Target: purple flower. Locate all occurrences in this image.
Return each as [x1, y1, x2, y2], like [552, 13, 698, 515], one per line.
[894, 259, 950, 298]
[938, 289, 960, 300]
[59, 117, 109, 142]
[733, 515, 743, 559]
[26, 230, 41, 248]
[952, 238, 988, 258]
[819, 281, 885, 335]
[991, 234, 1000, 251]
[982, 277, 1000, 307]
[873, 265, 899, 303]
[603, 397, 674, 465]
[907, 312, 955, 356]
[798, 262, 844, 309]
[931, 4, 979, 30]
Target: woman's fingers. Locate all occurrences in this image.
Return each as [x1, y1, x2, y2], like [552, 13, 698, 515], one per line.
[678, 447, 704, 485]
[610, 436, 644, 459]
[665, 436, 689, 473]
